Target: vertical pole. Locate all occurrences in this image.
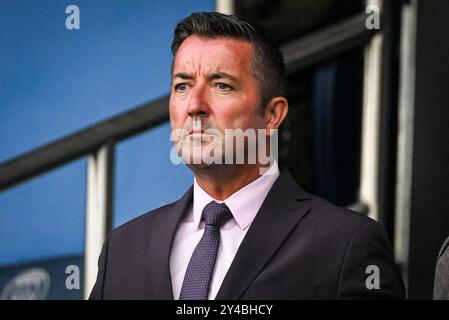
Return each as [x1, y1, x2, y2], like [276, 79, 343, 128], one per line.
[360, 0, 384, 221]
[215, 0, 234, 14]
[83, 142, 114, 299]
[394, 0, 417, 294]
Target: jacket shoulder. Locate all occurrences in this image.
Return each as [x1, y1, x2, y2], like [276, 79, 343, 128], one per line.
[279, 168, 375, 232]
[298, 191, 387, 243]
[109, 200, 177, 240]
[303, 193, 381, 237]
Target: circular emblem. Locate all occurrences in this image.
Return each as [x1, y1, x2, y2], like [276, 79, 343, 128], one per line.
[1, 268, 51, 300]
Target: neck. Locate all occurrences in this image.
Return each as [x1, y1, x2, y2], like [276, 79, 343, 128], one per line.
[192, 163, 266, 200]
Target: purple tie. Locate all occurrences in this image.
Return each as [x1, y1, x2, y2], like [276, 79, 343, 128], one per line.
[179, 201, 233, 300]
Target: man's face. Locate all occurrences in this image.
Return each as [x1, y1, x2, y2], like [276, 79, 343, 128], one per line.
[169, 35, 266, 166]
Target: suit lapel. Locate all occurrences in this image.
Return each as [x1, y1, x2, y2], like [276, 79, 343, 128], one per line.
[215, 169, 312, 299]
[147, 186, 193, 299]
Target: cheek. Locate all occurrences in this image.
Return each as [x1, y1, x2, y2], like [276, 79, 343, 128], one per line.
[215, 109, 252, 130]
[225, 98, 262, 125]
[169, 104, 185, 128]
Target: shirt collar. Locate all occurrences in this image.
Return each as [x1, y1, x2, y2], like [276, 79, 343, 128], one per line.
[193, 162, 280, 230]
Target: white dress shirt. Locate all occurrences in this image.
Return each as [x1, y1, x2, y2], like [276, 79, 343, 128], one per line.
[169, 163, 280, 299]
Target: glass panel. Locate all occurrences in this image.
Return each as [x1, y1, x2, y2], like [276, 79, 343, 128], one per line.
[0, 0, 215, 162]
[0, 159, 86, 299]
[280, 48, 364, 206]
[235, 0, 364, 44]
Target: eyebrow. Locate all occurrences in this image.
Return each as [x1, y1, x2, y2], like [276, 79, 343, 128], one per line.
[172, 72, 193, 81]
[208, 72, 238, 83]
[172, 71, 239, 83]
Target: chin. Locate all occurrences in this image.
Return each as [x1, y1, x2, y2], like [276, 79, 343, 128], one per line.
[186, 162, 223, 173]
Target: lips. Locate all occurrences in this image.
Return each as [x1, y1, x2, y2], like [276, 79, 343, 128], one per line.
[188, 128, 204, 135]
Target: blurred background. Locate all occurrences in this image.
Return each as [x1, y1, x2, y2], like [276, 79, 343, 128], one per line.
[0, 0, 448, 299]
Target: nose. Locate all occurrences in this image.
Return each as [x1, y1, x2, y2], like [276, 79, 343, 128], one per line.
[187, 84, 209, 118]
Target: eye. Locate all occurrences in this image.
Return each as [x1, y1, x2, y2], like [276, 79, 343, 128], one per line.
[216, 83, 232, 91]
[174, 83, 189, 92]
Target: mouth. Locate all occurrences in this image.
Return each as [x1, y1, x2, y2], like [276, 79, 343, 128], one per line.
[188, 128, 204, 135]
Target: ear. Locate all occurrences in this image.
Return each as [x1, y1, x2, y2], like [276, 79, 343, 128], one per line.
[264, 97, 289, 135]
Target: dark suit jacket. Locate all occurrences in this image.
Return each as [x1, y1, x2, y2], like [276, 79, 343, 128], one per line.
[433, 236, 449, 299]
[89, 169, 405, 299]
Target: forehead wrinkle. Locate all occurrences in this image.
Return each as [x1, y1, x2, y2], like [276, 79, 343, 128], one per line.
[172, 37, 254, 82]
[173, 63, 242, 83]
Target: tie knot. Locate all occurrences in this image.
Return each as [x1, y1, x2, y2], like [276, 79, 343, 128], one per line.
[202, 201, 233, 227]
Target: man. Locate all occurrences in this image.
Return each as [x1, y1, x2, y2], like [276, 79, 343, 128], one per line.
[89, 12, 405, 299]
[434, 236, 449, 299]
